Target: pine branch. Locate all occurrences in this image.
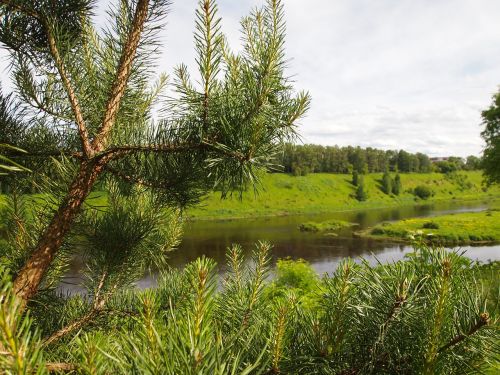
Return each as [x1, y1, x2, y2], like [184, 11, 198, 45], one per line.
[105, 165, 175, 190]
[46, 362, 76, 372]
[45, 26, 93, 158]
[43, 272, 111, 346]
[92, 0, 151, 151]
[95, 142, 204, 162]
[0, 0, 40, 19]
[438, 313, 490, 354]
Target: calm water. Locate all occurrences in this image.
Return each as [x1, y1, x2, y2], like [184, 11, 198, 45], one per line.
[62, 199, 500, 292]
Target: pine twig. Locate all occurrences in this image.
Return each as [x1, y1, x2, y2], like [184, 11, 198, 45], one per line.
[46, 362, 76, 372]
[438, 313, 490, 354]
[92, 0, 151, 151]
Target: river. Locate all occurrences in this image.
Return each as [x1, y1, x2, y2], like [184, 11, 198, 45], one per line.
[61, 199, 500, 292]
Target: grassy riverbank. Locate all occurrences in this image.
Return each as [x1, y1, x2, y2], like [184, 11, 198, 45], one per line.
[187, 171, 500, 219]
[1, 172, 498, 225]
[357, 209, 500, 245]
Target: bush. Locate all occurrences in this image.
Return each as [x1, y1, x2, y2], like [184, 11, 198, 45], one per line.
[392, 173, 402, 195]
[414, 185, 433, 199]
[371, 227, 385, 235]
[266, 258, 320, 308]
[352, 170, 359, 186]
[381, 170, 392, 194]
[355, 176, 368, 201]
[422, 221, 440, 229]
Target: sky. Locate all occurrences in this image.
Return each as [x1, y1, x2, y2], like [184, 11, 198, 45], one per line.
[2, 0, 500, 157]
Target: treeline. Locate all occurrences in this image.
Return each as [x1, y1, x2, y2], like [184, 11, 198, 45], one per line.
[279, 144, 482, 175]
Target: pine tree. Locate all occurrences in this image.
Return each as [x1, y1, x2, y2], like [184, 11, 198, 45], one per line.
[0, 0, 310, 301]
[381, 169, 392, 195]
[355, 175, 368, 201]
[481, 91, 500, 184]
[392, 173, 402, 195]
[352, 170, 359, 186]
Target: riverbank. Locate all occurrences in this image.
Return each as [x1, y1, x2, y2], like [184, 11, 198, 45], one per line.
[187, 171, 500, 220]
[1, 172, 498, 225]
[355, 209, 500, 245]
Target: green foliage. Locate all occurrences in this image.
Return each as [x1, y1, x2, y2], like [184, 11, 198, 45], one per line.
[266, 258, 320, 308]
[381, 170, 392, 195]
[445, 172, 473, 191]
[352, 170, 359, 186]
[465, 155, 482, 171]
[481, 91, 500, 184]
[298, 219, 355, 233]
[0, 267, 47, 374]
[280, 144, 462, 175]
[0, 91, 30, 175]
[434, 160, 463, 174]
[366, 210, 500, 245]
[0, 0, 310, 300]
[355, 175, 368, 201]
[423, 221, 440, 229]
[1, 245, 499, 374]
[414, 184, 434, 200]
[392, 173, 402, 195]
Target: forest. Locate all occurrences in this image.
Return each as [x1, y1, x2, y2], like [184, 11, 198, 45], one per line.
[279, 144, 482, 175]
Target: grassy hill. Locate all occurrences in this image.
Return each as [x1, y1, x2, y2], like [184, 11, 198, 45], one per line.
[187, 171, 500, 219]
[1, 172, 498, 223]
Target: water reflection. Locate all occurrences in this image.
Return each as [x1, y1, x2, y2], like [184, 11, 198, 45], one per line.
[60, 199, 500, 293]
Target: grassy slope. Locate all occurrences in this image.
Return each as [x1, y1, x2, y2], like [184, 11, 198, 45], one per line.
[187, 171, 500, 219]
[1, 172, 498, 223]
[359, 209, 500, 245]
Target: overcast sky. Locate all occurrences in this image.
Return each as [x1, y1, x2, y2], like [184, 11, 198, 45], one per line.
[2, 0, 500, 157]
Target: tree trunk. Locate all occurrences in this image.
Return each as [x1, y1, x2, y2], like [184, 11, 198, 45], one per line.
[13, 161, 103, 301]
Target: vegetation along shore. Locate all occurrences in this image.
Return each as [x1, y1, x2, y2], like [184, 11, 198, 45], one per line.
[356, 208, 500, 245]
[187, 171, 500, 220]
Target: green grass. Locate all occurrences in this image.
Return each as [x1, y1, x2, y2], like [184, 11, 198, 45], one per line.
[187, 171, 500, 219]
[298, 219, 356, 233]
[361, 209, 500, 245]
[1, 172, 498, 223]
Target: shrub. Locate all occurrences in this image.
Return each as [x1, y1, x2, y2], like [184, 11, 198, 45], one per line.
[422, 221, 440, 229]
[381, 170, 392, 194]
[352, 170, 359, 186]
[371, 227, 385, 235]
[355, 176, 368, 201]
[392, 173, 402, 195]
[267, 258, 320, 307]
[414, 185, 433, 199]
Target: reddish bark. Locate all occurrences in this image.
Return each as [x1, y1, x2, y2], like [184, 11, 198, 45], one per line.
[12, 161, 103, 300]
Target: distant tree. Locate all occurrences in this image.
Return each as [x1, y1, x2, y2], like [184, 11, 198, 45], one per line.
[349, 146, 367, 173]
[392, 173, 402, 195]
[279, 144, 436, 175]
[381, 170, 392, 194]
[352, 170, 359, 186]
[464, 155, 481, 171]
[447, 157, 465, 170]
[435, 161, 459, 174]
[416, 153, 432, 173]
[481, 91, 500, 184]
[355, 175, 368, 201]
[397, 150, 411, 172]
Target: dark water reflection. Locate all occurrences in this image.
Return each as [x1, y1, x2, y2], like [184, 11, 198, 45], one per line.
[61, 199, 500, 293]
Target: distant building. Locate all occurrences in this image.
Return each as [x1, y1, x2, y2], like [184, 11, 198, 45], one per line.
[430, 157, 450, 163]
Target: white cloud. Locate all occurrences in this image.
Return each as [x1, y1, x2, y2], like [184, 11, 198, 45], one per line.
[2, 0, 499, 156]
